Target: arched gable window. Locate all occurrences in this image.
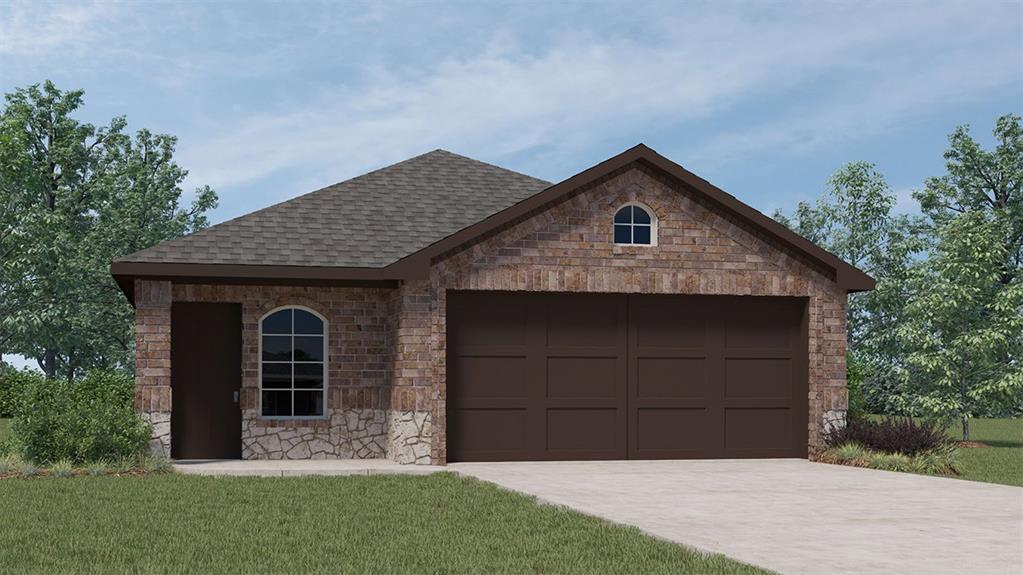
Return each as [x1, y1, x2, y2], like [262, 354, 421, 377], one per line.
[613, 203, 656, 245]
[260, 306, 327, 418]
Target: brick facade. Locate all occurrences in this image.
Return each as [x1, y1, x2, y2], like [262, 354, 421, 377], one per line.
[133, 165, 847, 464]
[423, 165, 847, 463]
[133, 279, 173, 456]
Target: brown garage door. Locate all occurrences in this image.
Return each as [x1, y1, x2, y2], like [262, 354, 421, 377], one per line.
[447, 291, 807, 462]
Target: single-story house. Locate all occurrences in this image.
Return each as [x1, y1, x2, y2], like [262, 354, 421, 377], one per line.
[111, 144, 873, 464]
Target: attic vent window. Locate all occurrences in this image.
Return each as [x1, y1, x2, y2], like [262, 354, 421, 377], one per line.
[613, 204, 655, 245]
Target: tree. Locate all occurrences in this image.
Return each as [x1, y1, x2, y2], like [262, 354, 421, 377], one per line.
[0, 81, 216, 379]
[900, 115, 1023, 438]
[916, 114, 1022, 286]
[774, 162, 921, 414]
[898, 213, 1022, 439]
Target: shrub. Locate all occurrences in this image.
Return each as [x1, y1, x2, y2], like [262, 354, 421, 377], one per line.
[112, 454, 174, 475]
[0, 453, 23, 474]
[49, 459, 76, 478]
[867, 451, 912, 472]
[86, 460, 111, 477]
[914, 444, 961, 475]
[822, 442, 960, 477]
[824, 414, 952, 456]
[12, 370, 150, 464]
[0, 369, 43, 418]
[17, 461, 39, 477]
[831, 442, 868, 463]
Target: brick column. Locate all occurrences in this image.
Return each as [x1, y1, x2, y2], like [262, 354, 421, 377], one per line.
[387, 280, 434, 464]
[133, 279, 172, 457]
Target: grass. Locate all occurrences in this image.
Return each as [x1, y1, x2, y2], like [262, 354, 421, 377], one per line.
[949, 418, 1023, 487]
[0, 473, 768, 574]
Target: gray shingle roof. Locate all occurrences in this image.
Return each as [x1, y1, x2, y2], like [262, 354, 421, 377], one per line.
[116, 150, 551, 268]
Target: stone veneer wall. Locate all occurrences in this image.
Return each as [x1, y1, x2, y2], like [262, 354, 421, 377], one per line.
[423, 165, 848, 463]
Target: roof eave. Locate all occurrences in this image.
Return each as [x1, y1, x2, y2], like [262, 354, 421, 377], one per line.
[110, 261, 405, 305]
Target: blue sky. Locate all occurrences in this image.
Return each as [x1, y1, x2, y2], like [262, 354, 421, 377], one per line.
[3, 1, 1020, 220]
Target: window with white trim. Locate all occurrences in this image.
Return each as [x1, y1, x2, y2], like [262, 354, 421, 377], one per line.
[260, 307, 326, 418]
[614, 204, 656, 245]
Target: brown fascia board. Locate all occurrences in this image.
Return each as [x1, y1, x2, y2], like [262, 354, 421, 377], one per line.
[386, 144, 875, 293]
[110, 262, 400, 305]
[112, 144, 874, 302]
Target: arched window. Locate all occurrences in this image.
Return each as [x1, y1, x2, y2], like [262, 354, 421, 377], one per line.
[260, 306, 327, 418]
[613, 203, 656, 245]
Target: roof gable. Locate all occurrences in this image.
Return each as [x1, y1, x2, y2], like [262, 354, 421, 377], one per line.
[388, 144, 874, 291]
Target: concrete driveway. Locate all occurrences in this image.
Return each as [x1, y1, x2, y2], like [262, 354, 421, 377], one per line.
[450, 459, 1023, 575]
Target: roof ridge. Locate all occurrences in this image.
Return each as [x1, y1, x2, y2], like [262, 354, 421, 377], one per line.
[424, 149, 553, 187]
[115, 148, 551, 265]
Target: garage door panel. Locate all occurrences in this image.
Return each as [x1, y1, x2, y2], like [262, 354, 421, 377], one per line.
[725, 358, 792, 399]
[632, 299, 709, 349]
[451, 408, 528, 454]
[449, 292, 529, 348]
[547, 357, 618, 398]
[725, 408, 792, 451]
[724, 301, 799, 350]
[546, 408, 621, 453]
[636, 357, 709, 399]
[451, 356, 528, 399]
[635, 408, 714, 454]
[545, 296, 622, 348]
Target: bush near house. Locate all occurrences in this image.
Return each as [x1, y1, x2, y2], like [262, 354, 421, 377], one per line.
[0, 368, 36, 417]
[822, 414, 963, 477]
[825, 414, 951, 456]
[10, 370, 150, 464]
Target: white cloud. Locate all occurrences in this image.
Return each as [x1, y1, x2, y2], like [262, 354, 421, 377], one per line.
[176, 3, 1020, 194]
[0, 1, 117, 55]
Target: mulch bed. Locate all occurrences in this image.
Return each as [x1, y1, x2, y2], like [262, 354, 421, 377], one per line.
[957, 441, 989, 448]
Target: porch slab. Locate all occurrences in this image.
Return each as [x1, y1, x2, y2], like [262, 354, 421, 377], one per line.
[173, 459, 440, 477]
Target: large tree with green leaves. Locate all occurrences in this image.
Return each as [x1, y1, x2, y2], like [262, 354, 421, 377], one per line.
[0, 81, 216, 379]
[774, 161, 921, 413]
[898, 115, 1023, 438]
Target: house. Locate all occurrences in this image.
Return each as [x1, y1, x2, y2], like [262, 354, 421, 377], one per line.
[111, 144, 873, 464]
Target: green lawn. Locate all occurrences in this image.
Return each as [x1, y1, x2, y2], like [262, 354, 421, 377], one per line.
[0, 473, 767, 574]
[948, 418, 1023, 487]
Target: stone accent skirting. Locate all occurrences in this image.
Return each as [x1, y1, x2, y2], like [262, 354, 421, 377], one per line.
[237, 409, 432, 461]
[388, 410, 432, 464]
[822, 409, 848, 436]
[141, 411, 171, 458]
[242, 409, 389, 460]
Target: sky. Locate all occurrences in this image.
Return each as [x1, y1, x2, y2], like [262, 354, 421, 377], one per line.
[1, 1, 1021, 369]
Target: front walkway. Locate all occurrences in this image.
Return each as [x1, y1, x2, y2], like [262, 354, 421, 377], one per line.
[450, 459, 1023, 575]
[173, 459, 440, 477]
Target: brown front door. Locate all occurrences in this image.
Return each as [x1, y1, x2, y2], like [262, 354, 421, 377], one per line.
[447, 291, 807, 462]
[171, 302, 242, 459]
